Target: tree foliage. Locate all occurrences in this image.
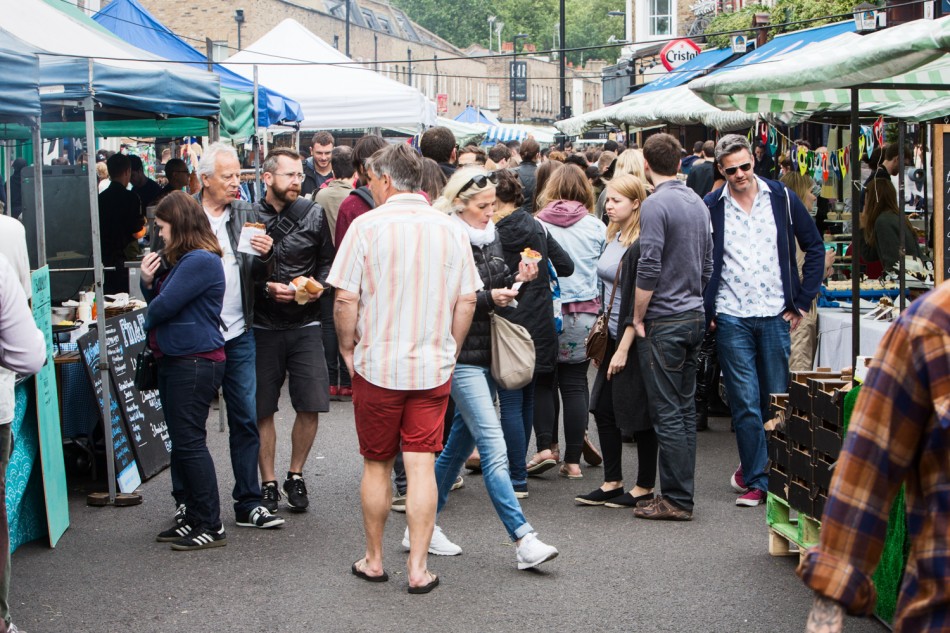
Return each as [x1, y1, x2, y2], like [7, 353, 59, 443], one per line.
[704, 0, 868, 48]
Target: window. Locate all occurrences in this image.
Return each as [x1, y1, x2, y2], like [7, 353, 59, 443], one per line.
[392, 10, 421, 42]
[650, 0, 673, 36]
[487, 84, 500, 110]
[376, 16, 394, 35]
[211, 40, 229, 62]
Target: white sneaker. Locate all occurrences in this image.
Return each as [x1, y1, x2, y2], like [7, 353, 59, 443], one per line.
[402, 525, 462, 556]
[516, 532, 558, 570]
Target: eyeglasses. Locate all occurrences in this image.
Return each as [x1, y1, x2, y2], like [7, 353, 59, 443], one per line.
[458, 172, 498, 196]
[723, 162, 753, 176]
[275, 172, 306, 182]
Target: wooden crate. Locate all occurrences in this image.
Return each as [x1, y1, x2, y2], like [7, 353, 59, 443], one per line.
[788, 442, 812, 484]
[812, 450, 836, 490]
[789, 369, 840, 414]
[810, 378, 850, 426]
[768, 432, 789, 470]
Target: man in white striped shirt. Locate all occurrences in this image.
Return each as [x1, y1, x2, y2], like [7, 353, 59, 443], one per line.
[328, 143, 480, 594]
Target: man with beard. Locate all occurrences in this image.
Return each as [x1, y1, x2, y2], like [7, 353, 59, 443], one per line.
[255, 148, 336, 514]
[301, 131, 335, 197]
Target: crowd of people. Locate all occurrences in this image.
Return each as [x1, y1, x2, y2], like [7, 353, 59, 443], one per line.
[1, 120, 941, 626]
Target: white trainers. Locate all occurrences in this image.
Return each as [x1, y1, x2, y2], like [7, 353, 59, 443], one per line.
[402, 525, 462, 556]
[516, 532, 559, 570]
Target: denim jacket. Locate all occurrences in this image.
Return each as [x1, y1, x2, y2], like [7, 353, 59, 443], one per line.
[537, 211, 605, 304]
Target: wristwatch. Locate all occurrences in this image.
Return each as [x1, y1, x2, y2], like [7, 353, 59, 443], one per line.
[264, 282, 271, 298]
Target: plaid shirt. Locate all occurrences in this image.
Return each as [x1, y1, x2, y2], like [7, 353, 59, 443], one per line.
[798, 281, 950, 630]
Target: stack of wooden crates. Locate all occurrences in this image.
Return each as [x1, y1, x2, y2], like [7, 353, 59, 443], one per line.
[767, 369, 852, 558]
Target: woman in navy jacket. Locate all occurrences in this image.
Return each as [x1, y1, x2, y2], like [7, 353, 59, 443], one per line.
[141, 191, 227, 551]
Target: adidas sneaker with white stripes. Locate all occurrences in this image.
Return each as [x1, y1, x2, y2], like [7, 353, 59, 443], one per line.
[170, 526, 227, 551]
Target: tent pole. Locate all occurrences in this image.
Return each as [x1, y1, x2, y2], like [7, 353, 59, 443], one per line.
[849, 88, 861, 372]
[31, 121, 46, 267]
[898, 121, 906, 311]
[253, 65, 261, 201]
[923, 126, 930, 248]
[84, 90, 117, 504]
[3, 141, 11, 216]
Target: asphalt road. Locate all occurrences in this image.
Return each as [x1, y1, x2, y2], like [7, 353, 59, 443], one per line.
[11, 387, 889, 633]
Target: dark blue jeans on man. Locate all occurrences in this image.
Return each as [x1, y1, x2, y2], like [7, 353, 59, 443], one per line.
[160, 356, 225, 532]
[171, 330, 261, 517]
[715, 313, 791, 493]
[637, 310, 704, 512]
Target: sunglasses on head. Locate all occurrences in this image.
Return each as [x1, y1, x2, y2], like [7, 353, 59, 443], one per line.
[458, 172, 498, 196]
[724, 162, 753, 176]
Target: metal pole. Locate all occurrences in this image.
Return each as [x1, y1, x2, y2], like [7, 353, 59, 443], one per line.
[408, 49, 413, 85]
[253, 65, 261, 201]
[923, 126, 930, 248]
[374, 34, 378, 72]
[3, 141, 12, 216]
[84, 89, 117, 503]
[345, 0, 351, 57]
[205, 39, 219, 142]
[559, 0, 567, 130]
[898, 121, 906, 311]
[514, 47, 518, 125]
[849, 89, 861, 371]
[31, 122, 46, 267]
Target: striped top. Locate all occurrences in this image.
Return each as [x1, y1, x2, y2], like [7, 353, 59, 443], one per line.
[798, 280, 950, 629]
[326, 193, 482, 391]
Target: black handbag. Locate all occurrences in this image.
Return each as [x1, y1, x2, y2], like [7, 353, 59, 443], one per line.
[134, 347, 159, 391]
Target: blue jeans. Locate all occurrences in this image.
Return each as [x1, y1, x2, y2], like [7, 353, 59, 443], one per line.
[171, 330, 262, 515]
[715, 314, 791, 493]
[637, 311, 705, 512]
[435, 364, 533, 541]
[497, 377, 536, 489]
[160, 356, 225, 532]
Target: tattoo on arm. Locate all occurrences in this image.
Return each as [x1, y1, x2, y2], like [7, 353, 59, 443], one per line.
[805, 596, 844, 633]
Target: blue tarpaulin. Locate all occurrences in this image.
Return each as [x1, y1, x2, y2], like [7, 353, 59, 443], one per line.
[720, 20, 856, 71]
[93, 0, 303, 128]
[0, 28, 40, 122]
[454, 106, 499, 126]
[635, 47, 735, 95]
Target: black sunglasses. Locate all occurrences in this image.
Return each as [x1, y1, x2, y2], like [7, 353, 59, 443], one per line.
[723, 162, 753, 176]
[458, 172, 498, 196]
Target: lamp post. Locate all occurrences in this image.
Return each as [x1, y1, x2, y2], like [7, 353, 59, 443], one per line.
[559, 0, 568, 127]
[234, 9, 244, 51]
[513, 33, 528, 124]
[345, 0, 351, 56]
[496, 21, 505, 57]
[488, 15, 496, 53]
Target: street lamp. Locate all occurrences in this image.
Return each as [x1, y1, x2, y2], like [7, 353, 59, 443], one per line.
[234, 9, 245, 51]
[495, 21, 505, 56]
[607, 3, 633, 45]
[513, 34, 528, 124]
[488, 16, 496, 53]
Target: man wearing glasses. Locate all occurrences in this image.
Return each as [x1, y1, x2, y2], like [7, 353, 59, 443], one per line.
[702, 134, 824, 508]
[255, 148, 336, 515]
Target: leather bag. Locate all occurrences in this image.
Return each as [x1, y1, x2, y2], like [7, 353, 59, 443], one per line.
[490, 312, 535, 390]
[585, 261, 622, 363]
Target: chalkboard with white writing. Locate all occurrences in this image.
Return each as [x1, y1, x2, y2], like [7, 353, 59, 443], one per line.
[77, 309, 170, 481]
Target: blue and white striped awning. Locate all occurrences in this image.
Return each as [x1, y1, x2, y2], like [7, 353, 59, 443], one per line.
[485, 124, 558, 144]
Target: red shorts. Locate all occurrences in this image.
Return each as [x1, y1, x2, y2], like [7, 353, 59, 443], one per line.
[351, 373, 451, 461]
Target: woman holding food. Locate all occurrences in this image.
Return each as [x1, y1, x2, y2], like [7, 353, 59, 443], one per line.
[427, 168, 559, 570]
[575, 175, 658, 508]
[140, 192, 228, 550]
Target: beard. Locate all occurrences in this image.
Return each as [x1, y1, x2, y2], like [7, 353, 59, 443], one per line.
[270, 181, 300, 206]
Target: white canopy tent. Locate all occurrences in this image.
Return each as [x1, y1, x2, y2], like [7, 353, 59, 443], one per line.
[224, 19, 436, 131]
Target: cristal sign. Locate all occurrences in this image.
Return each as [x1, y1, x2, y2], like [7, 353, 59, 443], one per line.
[659, 38, 701, 72]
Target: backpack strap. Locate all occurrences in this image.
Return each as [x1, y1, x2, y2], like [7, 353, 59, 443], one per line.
[349, 186, 376, 210]
[268, 197, 314, 247]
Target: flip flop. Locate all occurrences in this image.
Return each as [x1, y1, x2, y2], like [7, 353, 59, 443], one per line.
[526, 458, 557, 476]
[408, 571, 440, 594]
[558, 465, 583, 480]
[351, 560, 389, 583]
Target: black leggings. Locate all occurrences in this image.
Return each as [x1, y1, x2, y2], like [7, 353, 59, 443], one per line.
[531, 371, 557, 453]
[549, 361, 590, 464]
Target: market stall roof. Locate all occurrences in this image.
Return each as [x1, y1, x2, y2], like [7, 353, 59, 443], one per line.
[2, 0, 219, 137]
[93, 0, 304, 133]
[389, 117, 487, 146]
[224, 19, 436, 131]
[689, 17, 950, 121]
[0, 28, 41, 123]
[454, 106, 500, 126]
[484, 124, 559, 144]
[633, 47, 735, 95]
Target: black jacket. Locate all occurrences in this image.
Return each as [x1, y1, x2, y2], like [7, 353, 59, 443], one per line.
[457, 238, 515, 367]
[516, 161, 538, 212]
[192, 192, 272, 332]
[254, 197, 336, 329]
[99, 181, 144, 294]
[301, 157, 334, 197]
[495, 209, 574, 374]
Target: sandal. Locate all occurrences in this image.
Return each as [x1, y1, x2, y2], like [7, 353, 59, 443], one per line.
[559, 464, 583, 480]
[351, 559, 388, 583]
[582, 433, 603, 467]
[408, 570, 440, 594]
[526, 457, 557, 475]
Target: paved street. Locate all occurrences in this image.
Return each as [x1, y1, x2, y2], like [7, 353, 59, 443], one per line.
[11, 389, 887, 633]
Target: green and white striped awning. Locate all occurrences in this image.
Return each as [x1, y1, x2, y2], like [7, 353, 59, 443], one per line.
[689, 16, 950, 121]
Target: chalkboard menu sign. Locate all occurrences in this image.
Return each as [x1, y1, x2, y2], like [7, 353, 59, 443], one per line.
[77, 308, 170, 484]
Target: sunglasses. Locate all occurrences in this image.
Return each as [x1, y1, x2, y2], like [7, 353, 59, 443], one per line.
[458, 172, 498, 196]
[723, 162, 753, 176]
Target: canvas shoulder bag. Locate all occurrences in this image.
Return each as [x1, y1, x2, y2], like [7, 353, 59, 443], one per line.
[490, 311, 536, 390]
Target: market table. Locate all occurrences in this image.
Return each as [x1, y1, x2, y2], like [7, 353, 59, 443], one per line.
[815, 308, 893, 371]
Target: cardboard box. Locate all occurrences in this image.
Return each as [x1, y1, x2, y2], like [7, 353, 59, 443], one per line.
[789, 442, 812, 483]
[768, 465, 789, 500]
[813, 419, 844, 457]
[788, 477, 813, 516]
[789, 369, 842, 413]
[810, 378, 850, 426]
[787, 413, 813, 447]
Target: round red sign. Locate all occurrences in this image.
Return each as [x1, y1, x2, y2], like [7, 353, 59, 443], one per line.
[659, 38, 702, 72]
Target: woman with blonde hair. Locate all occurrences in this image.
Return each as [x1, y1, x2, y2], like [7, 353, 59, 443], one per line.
[575, 174, 658, 508]
[594, 149, 650, 220]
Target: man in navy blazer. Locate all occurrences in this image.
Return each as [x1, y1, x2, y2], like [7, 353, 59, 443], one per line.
[703, 134, 824, 508]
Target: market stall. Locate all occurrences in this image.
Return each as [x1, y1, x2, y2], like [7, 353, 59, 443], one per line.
[224, 19, 436, 131]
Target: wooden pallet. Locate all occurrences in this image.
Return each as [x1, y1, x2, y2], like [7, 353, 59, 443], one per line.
[766, 493, 821, 564]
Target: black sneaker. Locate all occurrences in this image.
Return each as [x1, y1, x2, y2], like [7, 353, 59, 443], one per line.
[156, 523, 193, 542]
[261, 481, 280, 513]
[236, 505, 285, 529]
[283, 475, 309, 512]
[174, 503, 187, 527]
[170, 525, 227, 551]
[574, 487, 624, 506]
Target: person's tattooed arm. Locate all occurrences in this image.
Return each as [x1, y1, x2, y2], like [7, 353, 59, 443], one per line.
[805, 595, 844, 633]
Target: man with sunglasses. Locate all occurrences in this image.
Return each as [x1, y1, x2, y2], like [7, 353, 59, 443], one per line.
[703, 134, 824, 508]
[255, 148, 336, 515]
